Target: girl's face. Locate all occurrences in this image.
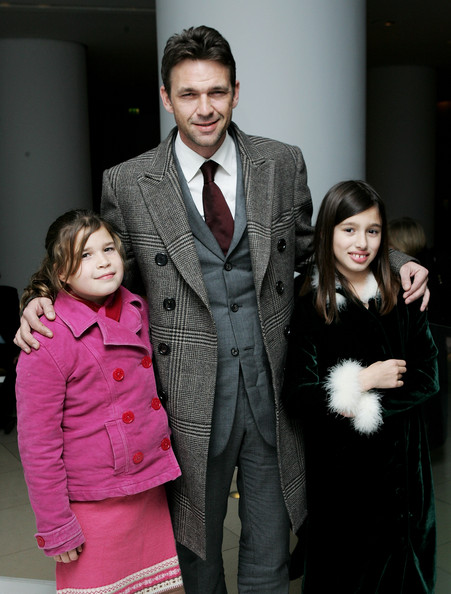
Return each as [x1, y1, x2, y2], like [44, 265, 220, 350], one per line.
[333, 206, 382, 283]
[61, 226, 124, 304]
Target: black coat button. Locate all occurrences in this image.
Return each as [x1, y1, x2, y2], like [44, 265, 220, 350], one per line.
[276, 281, 285, 295]
[158, 390, 168, 406]
[277, 238, 287, 252]
[231, 348, 239, 356]
[224, 262, 233, 271]
[284, 325, 291, 339]
[163, 298, 176, 311]
[231, 303, 239, 312]
[155, 253, 168, 266]
[158, 343, 171, 355]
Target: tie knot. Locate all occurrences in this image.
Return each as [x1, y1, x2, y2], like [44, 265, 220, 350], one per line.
[200, 160, 219, 184]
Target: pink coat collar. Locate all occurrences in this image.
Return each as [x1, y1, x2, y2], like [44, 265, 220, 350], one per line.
[54, 286, 146, 344]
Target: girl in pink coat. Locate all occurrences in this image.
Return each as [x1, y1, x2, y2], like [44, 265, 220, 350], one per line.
[16, 210, 184, 594]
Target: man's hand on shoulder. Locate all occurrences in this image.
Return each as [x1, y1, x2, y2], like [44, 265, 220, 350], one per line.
[399, 261, 430, 311]
[14, 297, 56, 353]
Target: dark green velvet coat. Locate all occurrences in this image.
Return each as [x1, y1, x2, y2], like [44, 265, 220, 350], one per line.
[284, 279, 439, 593]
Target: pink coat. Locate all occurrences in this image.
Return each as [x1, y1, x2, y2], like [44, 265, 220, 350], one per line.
[16, 287, 181, 556]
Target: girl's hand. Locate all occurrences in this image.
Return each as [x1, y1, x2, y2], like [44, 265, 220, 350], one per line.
[53, 545, 83, 563]
[359, 359, 406, 391]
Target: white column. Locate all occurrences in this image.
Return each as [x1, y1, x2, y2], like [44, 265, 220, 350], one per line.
[0, 39, 92, 293]
[367, 66, 436, 243]
[155, 0, 366, 217]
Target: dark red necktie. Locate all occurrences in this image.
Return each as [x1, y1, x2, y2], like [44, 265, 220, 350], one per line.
[201, 160, 234, 255]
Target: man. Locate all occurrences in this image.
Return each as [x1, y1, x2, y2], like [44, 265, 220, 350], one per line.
[16, 26, 428, 593]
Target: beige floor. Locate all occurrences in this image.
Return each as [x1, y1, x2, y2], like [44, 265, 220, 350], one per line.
[1, 398, 450, 593]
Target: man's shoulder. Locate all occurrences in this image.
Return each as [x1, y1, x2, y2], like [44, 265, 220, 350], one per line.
[232, 123, 303, 160]
[109, 146, 158, 171]
[105, 128, 176, 178]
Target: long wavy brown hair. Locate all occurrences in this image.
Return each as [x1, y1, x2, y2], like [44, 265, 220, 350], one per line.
[20, 210, 124, 311]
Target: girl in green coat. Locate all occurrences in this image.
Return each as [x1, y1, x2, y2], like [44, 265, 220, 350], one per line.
[284, 180, 439, 593]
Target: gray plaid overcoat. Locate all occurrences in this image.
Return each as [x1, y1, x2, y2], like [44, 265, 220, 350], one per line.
[101, 123, 314, 558]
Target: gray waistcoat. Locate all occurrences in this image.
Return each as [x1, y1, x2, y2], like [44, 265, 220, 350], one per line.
[175, 145, 275, 457]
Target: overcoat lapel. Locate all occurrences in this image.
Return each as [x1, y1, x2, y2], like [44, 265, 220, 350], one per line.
[135, 125, 274, 305]
[235, 128, 274, 298]
[136, 131, 211, 309]
[181, 134, 255, 260]
[172, 148, 225, 259]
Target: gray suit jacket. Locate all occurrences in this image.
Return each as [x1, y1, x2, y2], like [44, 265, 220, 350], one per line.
[101, 123, 314, 557]
[175, 137, 276, 457]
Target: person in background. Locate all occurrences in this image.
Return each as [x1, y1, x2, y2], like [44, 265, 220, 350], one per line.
[388, 216, 427, 258]
[16, 210, 184, 594]
[14, 27, 429, 593]
[388, 216, 450, 326]
[0, 283, 19, 434]
[284, 181, 439, 593]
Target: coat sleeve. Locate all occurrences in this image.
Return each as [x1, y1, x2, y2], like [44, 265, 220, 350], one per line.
[283, 299, 383, 435]
[16, 345, 84, 556]
[380, 300, 439, 417]
[283, 296, 327, 418]
[284, 296, 440, 435]
[388, 247, 417, 272]
[292, 146, 314, 275]
[324, 302, 439, 422]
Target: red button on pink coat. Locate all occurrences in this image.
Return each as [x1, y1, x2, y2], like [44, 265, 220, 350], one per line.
[133, 451, 144, 464]
[141, 356, 152, 368]
[122, 411, 135, 424]
[161, 438, 171, 451]
[36, 535, 45, 547]
[151, 397, 161, 411]
[113, 368, 124, 381]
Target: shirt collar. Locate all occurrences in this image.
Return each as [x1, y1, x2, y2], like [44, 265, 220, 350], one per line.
[174, 131, 235, 183]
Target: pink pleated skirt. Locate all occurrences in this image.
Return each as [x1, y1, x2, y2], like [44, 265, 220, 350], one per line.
[56, 486, 184, 594]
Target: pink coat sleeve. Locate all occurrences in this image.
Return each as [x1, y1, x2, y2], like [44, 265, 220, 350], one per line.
[16, 344, 85, 556]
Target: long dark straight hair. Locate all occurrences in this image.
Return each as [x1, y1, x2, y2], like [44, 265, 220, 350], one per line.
[314, 180, 399, 323]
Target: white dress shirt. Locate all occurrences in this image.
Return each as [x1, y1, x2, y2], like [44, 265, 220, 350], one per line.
[174, 131, 238, 220]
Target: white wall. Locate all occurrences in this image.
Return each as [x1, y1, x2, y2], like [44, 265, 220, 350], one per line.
[156, 0, 366, 217]
[0, 39, 92, 293]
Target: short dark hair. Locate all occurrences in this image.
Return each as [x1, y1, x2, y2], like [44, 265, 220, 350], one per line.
[314, 180, 399, 323]
[161, 25, 236, 96]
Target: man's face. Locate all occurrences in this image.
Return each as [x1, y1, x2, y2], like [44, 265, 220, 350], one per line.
[160, 59, 240, 159]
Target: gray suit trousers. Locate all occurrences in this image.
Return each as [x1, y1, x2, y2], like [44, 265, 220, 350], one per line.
[176, 372, 291, 593]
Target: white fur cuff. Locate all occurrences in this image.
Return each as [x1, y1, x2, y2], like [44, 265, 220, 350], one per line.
[324, 360, 383, 435]
[352, 392, 383, 434]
